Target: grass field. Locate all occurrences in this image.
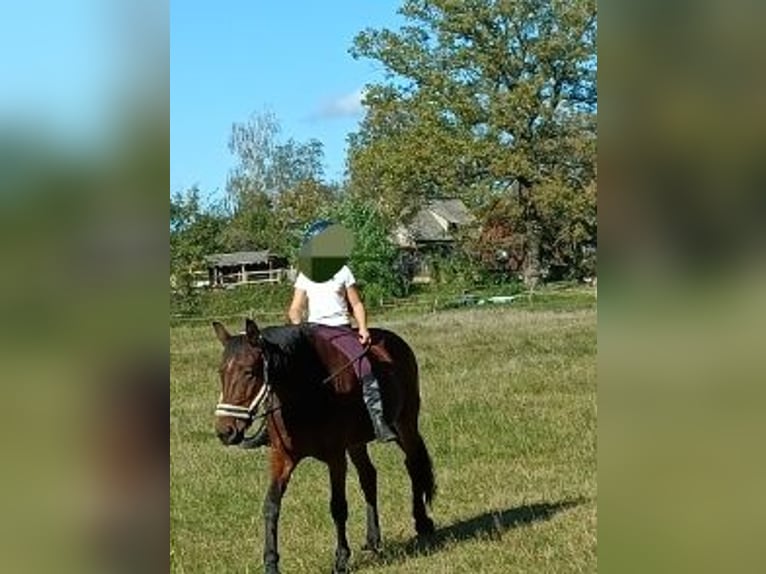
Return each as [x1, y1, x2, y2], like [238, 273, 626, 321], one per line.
[171, 299, 597, 573]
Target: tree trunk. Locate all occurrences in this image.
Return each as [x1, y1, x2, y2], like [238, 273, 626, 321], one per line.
[518, 180, 542, 290]
[523, 221, 542, 289]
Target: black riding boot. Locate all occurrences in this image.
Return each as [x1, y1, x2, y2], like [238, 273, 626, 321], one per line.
[361, 374, 397, 442]
[240, 424, 270, 449]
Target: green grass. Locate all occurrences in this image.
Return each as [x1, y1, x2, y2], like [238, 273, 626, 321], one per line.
[171, 303, 596, 573]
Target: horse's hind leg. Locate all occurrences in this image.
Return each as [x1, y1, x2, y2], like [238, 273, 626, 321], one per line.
[328, 453, 351, 574]
[348, 444, 381, 552]
[398, 426, 436, 536]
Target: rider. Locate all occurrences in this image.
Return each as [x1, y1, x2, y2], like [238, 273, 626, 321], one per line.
[288, 220, 397, 443]
[241, 220, 396, 449]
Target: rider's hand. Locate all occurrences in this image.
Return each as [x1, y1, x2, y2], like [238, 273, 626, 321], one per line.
[358, 328, 371, 346]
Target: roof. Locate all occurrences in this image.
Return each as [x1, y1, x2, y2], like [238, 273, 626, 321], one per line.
[426, 199, 475, 225]
[395, 199, 476, 245]
[408, 209, 453, 242]
[205, 250, 280, 267]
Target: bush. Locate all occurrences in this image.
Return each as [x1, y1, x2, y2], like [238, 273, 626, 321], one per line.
[170, 285, 202, 317]
[357, 282, 388, 309]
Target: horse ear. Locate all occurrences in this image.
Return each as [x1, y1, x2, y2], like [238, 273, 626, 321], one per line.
[245, 318, 261, 346]
[212, 321, 231, 345]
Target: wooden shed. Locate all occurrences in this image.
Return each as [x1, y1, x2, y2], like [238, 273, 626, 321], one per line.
[202, 250, 289, 288]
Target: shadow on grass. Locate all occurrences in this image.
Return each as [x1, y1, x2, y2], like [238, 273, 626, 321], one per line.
[358, 497, 588, 568]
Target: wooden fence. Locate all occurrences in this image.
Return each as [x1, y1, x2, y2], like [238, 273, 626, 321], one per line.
[170, 284, 596, 327]
[191, 268, 288, 288]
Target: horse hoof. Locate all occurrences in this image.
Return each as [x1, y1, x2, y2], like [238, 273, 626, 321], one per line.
[361, 541, 381, 553]
[333, 547, 351, 573]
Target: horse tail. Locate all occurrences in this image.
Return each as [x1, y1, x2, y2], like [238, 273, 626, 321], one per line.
[412, 433, 437, 506]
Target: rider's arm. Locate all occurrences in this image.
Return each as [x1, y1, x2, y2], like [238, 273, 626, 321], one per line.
[346, 285, 370, 344]
[287, 288, 307, 324]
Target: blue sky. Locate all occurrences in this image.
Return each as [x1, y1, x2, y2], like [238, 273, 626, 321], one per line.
[0, 0, 120, 146]
[171, 1, 404, 199]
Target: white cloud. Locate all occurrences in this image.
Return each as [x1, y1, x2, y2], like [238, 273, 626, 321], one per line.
[314, 88, 366, 119]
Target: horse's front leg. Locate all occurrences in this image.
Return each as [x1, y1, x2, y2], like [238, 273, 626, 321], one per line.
[262, 448, 295, 574]
[328, 453, 351, 574]
[348, 444, 381, 552]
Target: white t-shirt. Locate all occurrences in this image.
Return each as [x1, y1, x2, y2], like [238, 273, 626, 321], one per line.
[294, 265, 356, 326]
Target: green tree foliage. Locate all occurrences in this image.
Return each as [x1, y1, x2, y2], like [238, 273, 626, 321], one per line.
[321, 196, 403, 299]
[470, 176, 596, 282]
[170, 186, 227, 312]
[349, 0, 597, 284]
[275, 179, 340, 251]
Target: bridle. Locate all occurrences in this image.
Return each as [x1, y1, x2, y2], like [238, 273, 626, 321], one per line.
[214, 339, 272, 423]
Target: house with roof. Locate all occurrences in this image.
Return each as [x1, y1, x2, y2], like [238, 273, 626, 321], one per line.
[393, 198, 475, 248]
[392, 198, 476, 283]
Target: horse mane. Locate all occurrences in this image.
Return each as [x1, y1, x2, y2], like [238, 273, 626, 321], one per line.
[261, 324, 307, 355]
[261, 325, 323, 390]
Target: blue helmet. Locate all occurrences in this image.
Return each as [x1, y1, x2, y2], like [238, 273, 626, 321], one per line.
[303, 219, 334, 244]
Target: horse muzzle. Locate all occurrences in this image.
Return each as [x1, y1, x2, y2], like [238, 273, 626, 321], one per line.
[216, 422, 245, 446]
[214, 384, 271, 446]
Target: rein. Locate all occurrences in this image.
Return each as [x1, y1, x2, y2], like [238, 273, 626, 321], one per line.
[320, 340, 371, 386]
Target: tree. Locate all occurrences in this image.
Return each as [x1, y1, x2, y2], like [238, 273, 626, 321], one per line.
[223, 111, 334, 255]
[273, 179, 341, 254]
[227, 111, 326, 205]
[471, 175, 597, 282]
[349, 0, 597, 285]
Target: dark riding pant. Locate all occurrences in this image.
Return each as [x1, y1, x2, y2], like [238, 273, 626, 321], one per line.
[309, 324, 373, 380]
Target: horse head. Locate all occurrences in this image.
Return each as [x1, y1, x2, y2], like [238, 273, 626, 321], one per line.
[212, 318, 270, 446]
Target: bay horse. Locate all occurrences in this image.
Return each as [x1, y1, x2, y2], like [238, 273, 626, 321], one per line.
[212, 319, 436, 574]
